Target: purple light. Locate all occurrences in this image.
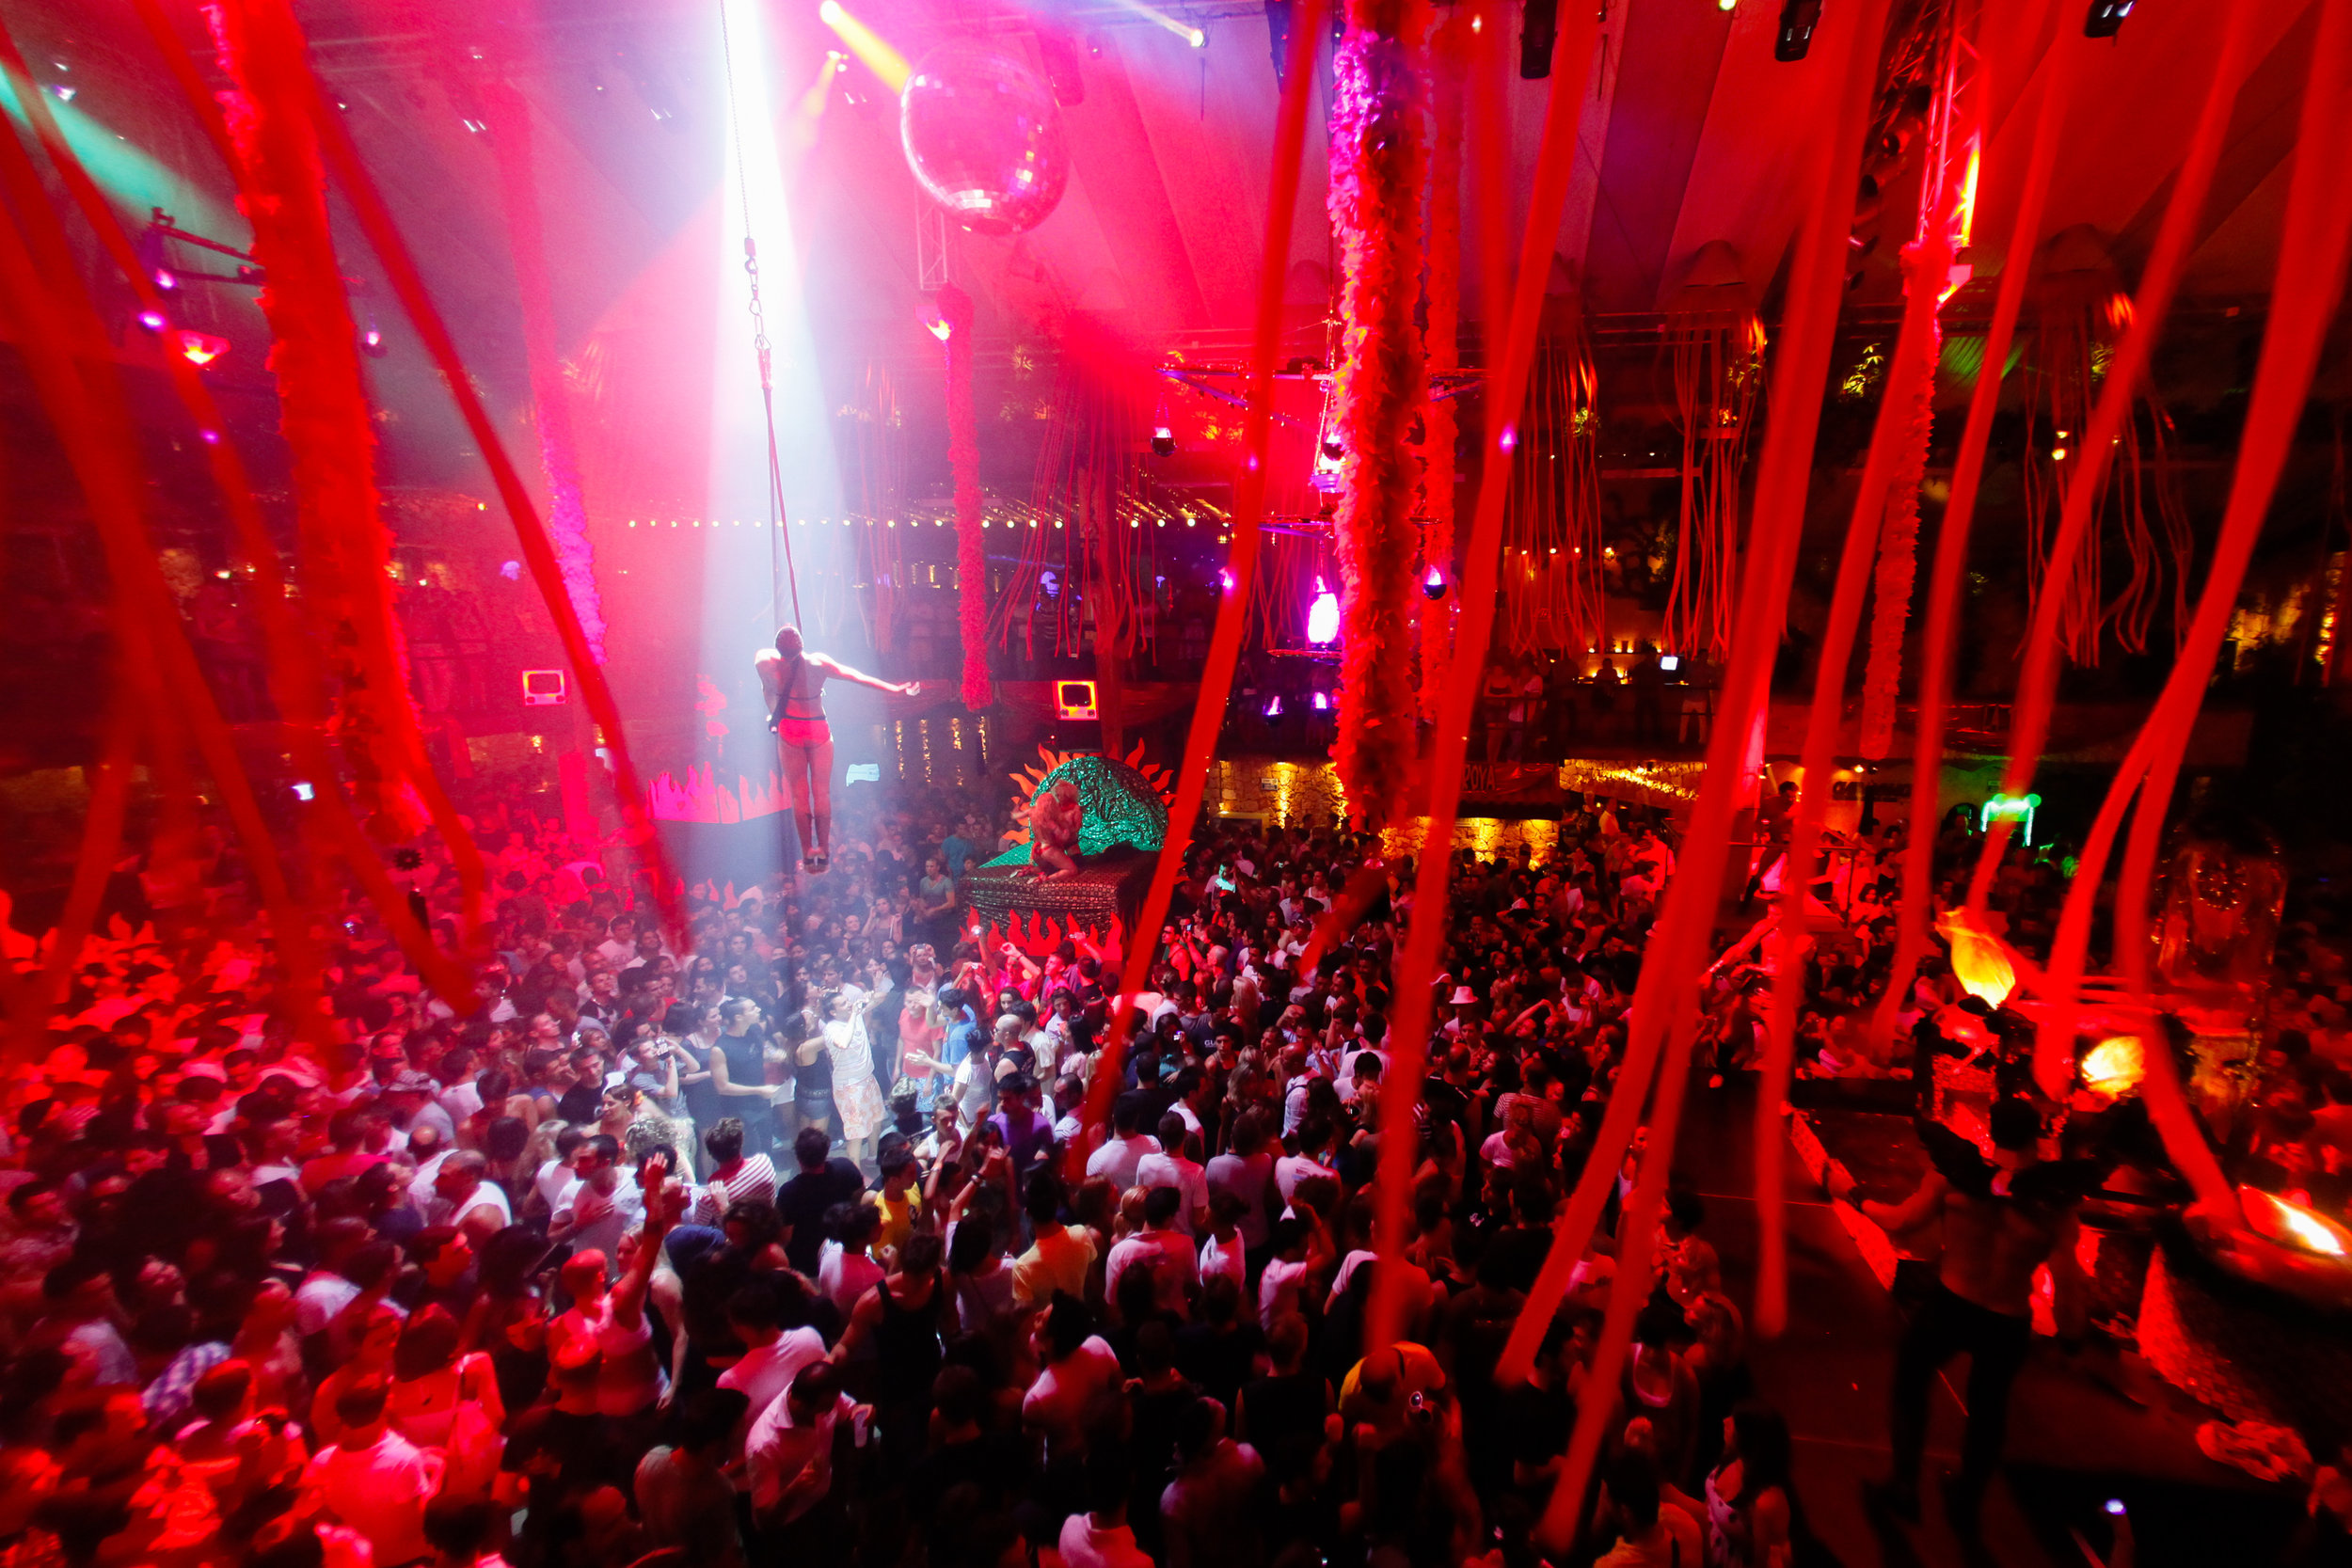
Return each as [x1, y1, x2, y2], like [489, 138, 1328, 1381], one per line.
[136, 309, 167, 332]
[1499, 425, 1518, 452]
[198, 429, 220, 446]
[1219, 568, 1235, 591]
[1311, 691, 1328, 711]
[1263, 694, 1282, 719]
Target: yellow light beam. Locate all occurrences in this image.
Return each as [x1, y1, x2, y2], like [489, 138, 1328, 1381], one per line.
[818, 0, 911, 93]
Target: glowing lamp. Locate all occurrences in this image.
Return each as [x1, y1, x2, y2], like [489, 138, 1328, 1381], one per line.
[2079, 1036, 2146, 1099]
[1150, 425, 1176, 456]
[1311, 691, 1328, 711]
[173, 329, 230, 367]
[2240, 1186, 2350, 1259]
[1218, 568, 1235, 591]
[1263, 694, 1282, 720]
[1935, 907, 2016, 1006]
[136, 309, 167, 333]
[1306, 577, 1340, 645]
[1422, 563, 1446, 601]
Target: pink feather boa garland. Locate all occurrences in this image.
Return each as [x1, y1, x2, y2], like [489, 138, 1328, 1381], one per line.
[1859, 235, 1946, 758]
[1327, 0, 1428, 825]
[938, 283, 993, 709]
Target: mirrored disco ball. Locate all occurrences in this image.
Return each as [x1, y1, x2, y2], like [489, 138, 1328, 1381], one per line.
[899, 43, 1070, 235]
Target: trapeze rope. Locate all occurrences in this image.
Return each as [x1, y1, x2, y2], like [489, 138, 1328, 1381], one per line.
[717, 0, 803, 629]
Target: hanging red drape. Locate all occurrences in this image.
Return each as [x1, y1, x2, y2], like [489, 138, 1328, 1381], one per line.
[938, 282, 993, 709]
[482, 83, 608, 667]
[1327, 0, 1429, 826]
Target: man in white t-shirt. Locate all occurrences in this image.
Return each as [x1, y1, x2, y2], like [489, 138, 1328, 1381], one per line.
[1256, 1210, 1332, 1330]
[549, 1133, 644, 1279]
[716, 1289, 827, 1433]
[1084, 1103, 1161, 1192]
[1131, 1113, 1209, 1236]
[1104, 1187, 1197, 1319]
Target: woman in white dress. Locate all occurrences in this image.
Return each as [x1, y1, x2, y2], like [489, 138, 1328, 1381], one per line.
[821, 985, 888, 1170]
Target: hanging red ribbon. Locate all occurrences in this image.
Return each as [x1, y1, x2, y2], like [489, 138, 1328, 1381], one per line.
[1067, 0, 1330, 1186]
[1966, 4, 2255, 915]
[1414, 12, 1466, 712]
[937, 282, 993, 710]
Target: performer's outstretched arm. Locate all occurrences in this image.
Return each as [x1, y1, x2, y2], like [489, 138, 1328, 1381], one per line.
[812, 652, 919, 697]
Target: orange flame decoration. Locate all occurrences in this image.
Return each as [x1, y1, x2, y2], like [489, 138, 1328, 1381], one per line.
[645, 764, 787, 824]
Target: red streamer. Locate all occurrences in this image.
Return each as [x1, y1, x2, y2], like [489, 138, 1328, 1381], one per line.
[168, 0, 689, 951]
[1868, 10, 2078, 1055]
[2038, 0, 2352, 1206]
[1414, 13, 1466, 714]
[1757, 227, 1951, 1337]
[1368, 0, 1603, 1364]
[481, 83, 609, 667]
[1067, 0, 1331, 1176]
[1493, 6, 1892, 1538]
[1856, 241, 1943, 759]
[1967, 4, 2255, 925]
[939, 282, 993, 710]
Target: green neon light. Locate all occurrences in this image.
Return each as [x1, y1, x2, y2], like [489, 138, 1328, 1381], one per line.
[1979, 792, 2042, 846]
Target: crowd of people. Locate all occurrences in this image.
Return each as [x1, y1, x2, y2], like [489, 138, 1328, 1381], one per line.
[4, 758, 2346, 1568]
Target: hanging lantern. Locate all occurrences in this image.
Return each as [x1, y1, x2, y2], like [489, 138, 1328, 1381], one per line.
[1936, 907, 2017, 1007]
[2078, 1035, 2146, 1099]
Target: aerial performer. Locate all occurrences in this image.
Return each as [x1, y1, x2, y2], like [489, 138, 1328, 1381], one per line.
[755, 625, 918, 873]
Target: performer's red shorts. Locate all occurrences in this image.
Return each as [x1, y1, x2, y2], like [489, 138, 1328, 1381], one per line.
[778, 715, 832, 749]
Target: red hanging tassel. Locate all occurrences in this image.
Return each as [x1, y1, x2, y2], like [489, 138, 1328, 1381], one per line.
[937, 282, 993, 710]
[212, 0, 430, 843]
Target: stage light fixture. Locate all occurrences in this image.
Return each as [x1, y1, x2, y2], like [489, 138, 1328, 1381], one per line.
[1151, 425, 1176, 456]
[136, 309, 167, 332]
[1263, 694, 1283, 719]
[2084, 0, 2131, 38]
[1422, 563, 1447, 601]
[1519, 0, 1558, 78]
[46, 84, 74, 103]
[1311, 691, 1328, 711]
[1219, 568, 1236, 591]
[360, 324, 388, 359]
[173, 329, 230, 367]
[1775, 0, 1822, 60]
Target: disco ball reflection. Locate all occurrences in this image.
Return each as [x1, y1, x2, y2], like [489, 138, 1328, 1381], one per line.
[899, 44, 1070, 235]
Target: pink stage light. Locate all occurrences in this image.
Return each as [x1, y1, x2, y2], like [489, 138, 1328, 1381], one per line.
[1306, 577, 1339, 644]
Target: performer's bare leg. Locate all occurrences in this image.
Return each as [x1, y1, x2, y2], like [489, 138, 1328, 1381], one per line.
[778, 737, 819, 869]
